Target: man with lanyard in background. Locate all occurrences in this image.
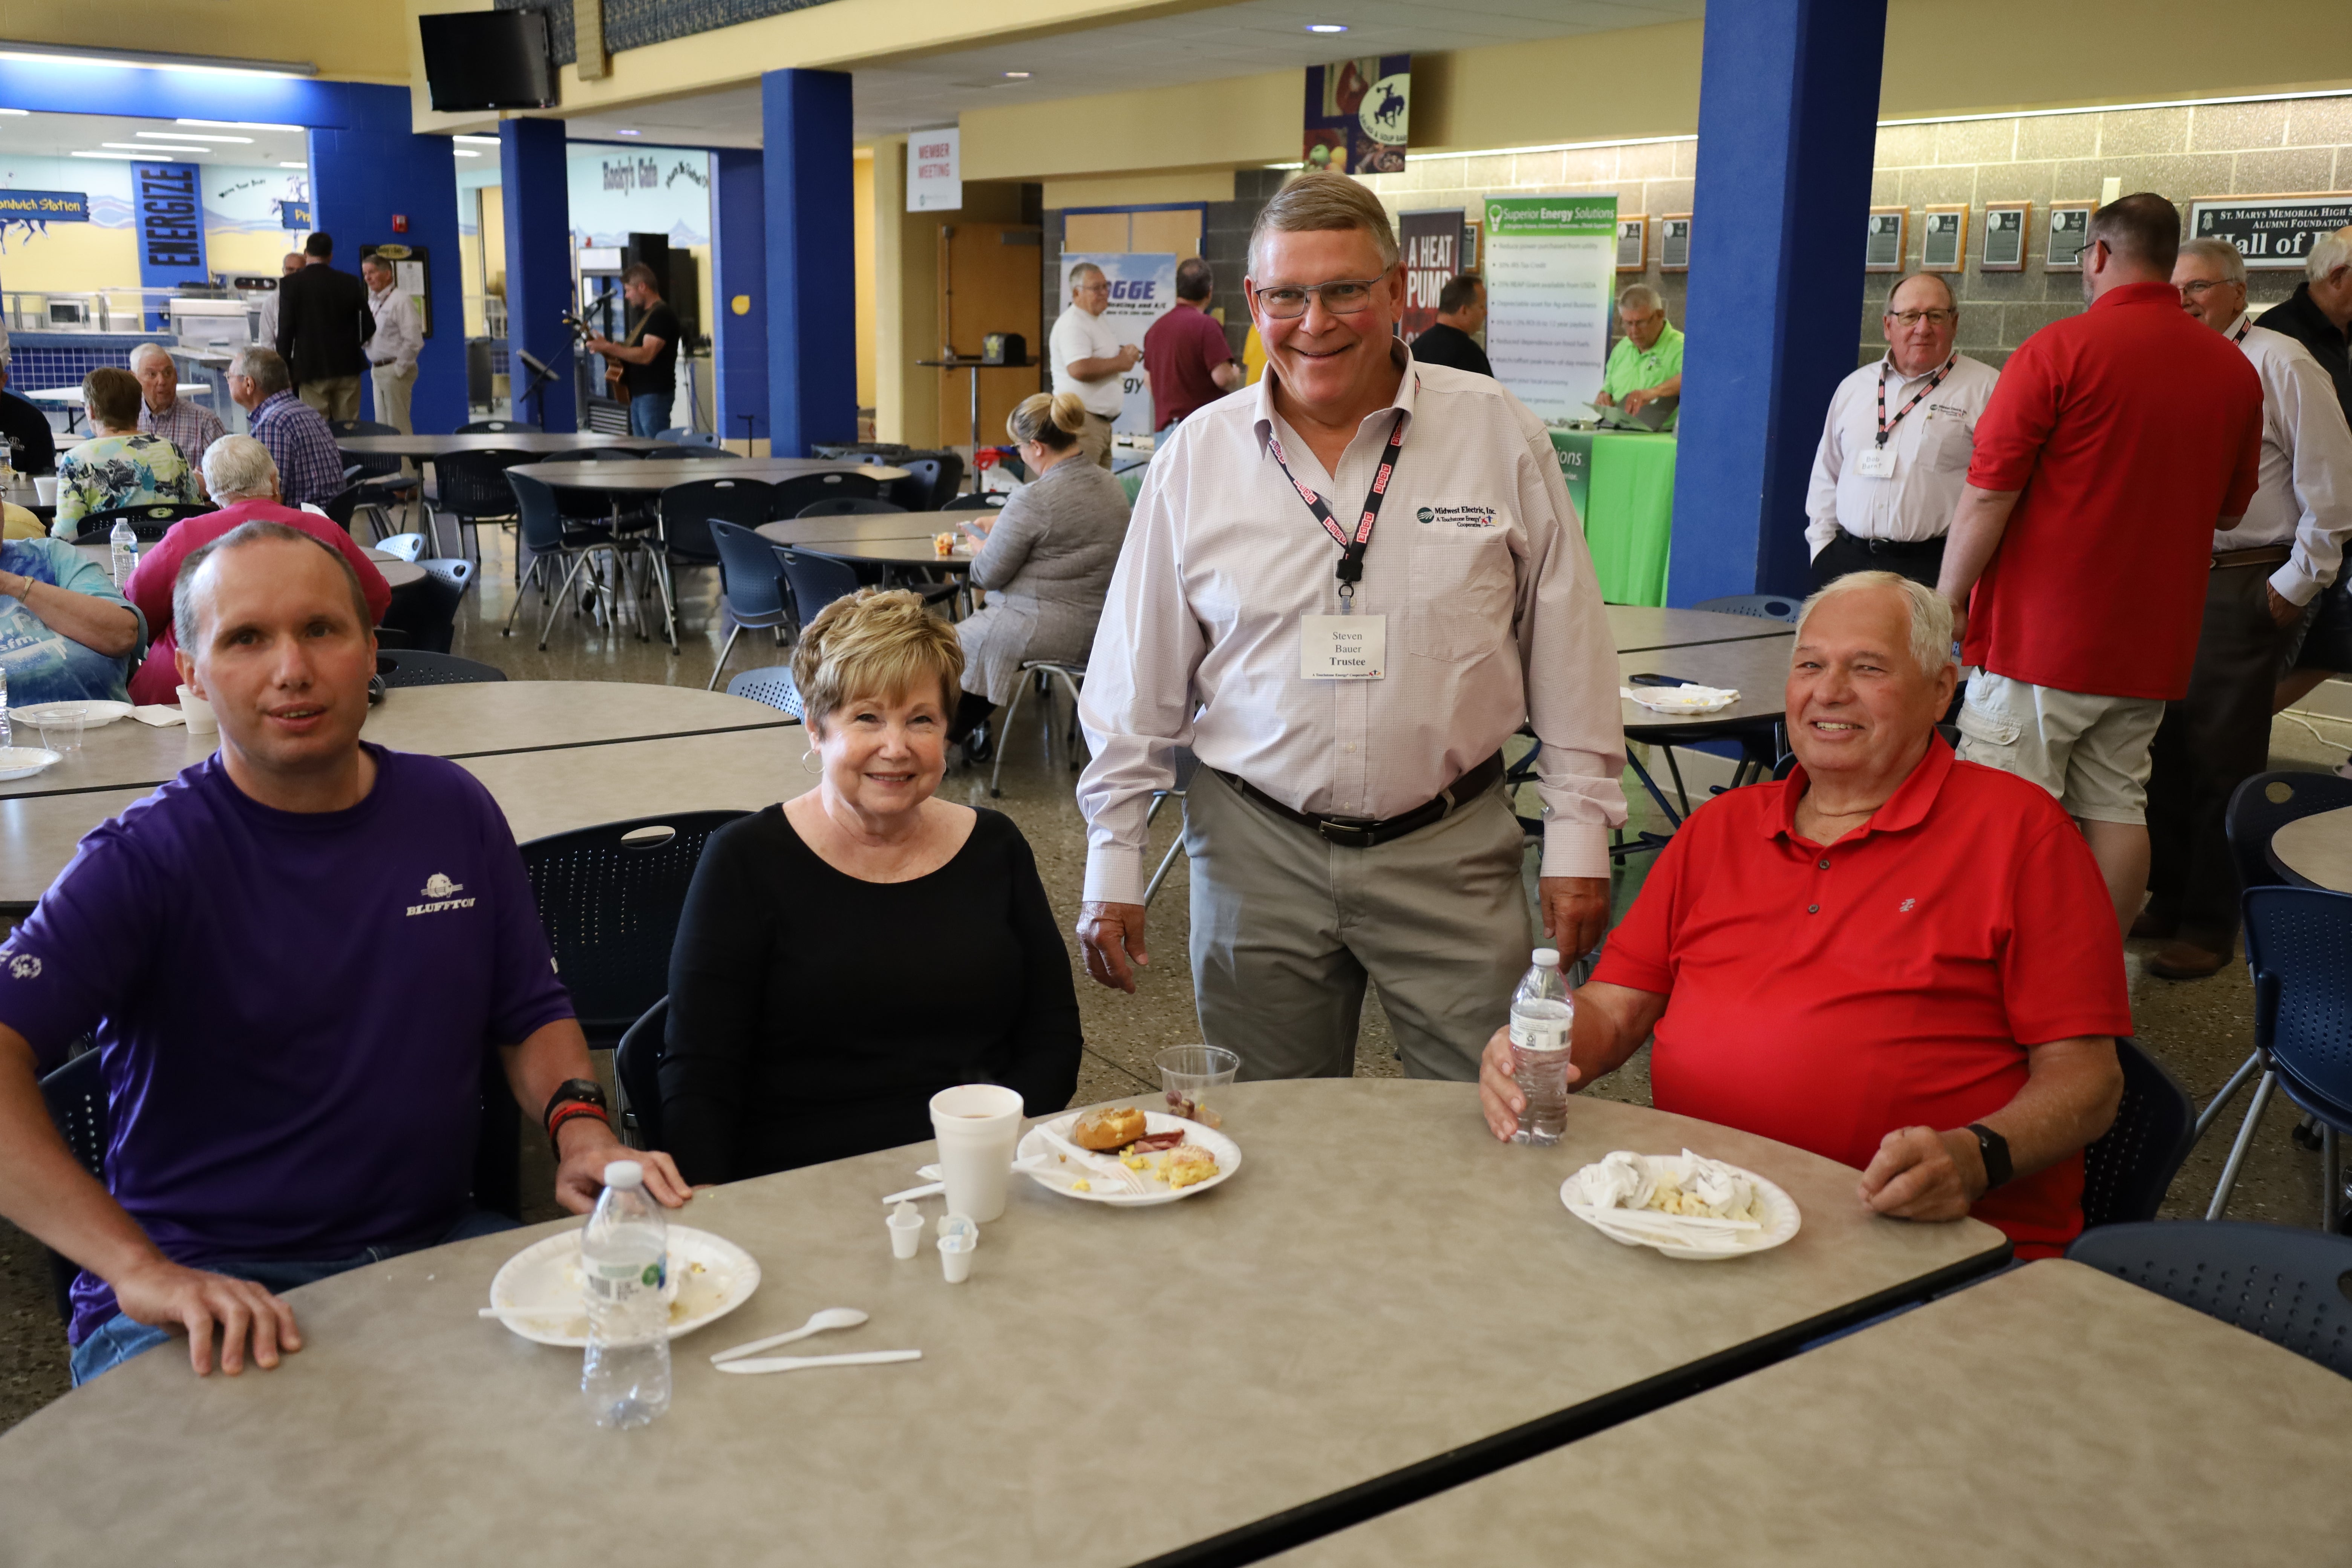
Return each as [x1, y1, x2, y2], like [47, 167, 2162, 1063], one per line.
[1074, 171, 1626, 1083]
[1805, 272, 2000, 589]
[583, 265, 680, 438]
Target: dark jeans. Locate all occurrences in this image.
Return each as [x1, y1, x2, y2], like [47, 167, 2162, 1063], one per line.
[68, 1208, 521, 1386]
[628, 391, 669, 438]
[1812, 528, 1946, 591]
[2145, 562, 2301, 949]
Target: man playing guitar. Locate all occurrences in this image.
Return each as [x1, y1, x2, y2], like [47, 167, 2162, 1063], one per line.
[582, 264, 681, 437]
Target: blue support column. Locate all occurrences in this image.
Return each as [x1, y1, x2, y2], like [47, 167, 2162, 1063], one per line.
[712, 149, 769, 447]
[308, 85, 466, 433]
[761, 70, 857, 456]
[1667, 0, 1888, 603]
[499, 118, 577, 433]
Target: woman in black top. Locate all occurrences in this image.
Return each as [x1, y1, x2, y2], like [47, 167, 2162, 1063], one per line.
[660, 588, 1083, 1183]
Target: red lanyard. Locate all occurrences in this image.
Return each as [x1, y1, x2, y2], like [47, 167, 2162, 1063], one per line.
[1875, 355, 1957, 448]
[1265, 407, 1410, 610]
[2231, 317, 2253, 343]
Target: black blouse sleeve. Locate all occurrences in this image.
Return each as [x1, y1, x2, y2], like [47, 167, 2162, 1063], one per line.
[658, 816, 776, 1184]
[992, 818, 1084, 1116]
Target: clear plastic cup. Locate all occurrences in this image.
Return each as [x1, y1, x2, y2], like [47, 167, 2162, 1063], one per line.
[1155, 1045, 1240, 1129]
[34, 704, 86, 755]
[928, 1084, 1025, 1223]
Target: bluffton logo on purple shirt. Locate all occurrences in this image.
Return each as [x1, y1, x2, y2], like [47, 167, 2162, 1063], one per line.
[407, 874, 476, 918]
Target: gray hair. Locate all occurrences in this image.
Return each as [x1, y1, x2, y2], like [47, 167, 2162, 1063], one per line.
[129, 342, 175, 373]
[200, 435, 279, 503]
[2177, 236, 2247, 286]
[173, 519, 370, 650]
[1617, 283, 1662, 315]
[1795, 570, 1955, 678]
[228, 346, 291, 399]
[2309, 225, 2352, 283]
[1247, 170, 1400, 277]
[1885, 271, 1958, 312]
[1067, 262, 1105, 296]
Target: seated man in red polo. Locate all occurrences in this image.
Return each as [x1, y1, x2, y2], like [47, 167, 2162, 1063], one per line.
[1478, 571, 2127, 1257]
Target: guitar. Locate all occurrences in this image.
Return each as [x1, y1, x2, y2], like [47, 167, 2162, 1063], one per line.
[561, 312, 630, 394]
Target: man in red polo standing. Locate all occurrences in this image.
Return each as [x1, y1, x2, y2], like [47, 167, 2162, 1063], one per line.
[1936, 193, 2263, 936]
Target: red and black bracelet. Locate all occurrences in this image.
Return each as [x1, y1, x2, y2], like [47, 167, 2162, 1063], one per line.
[542, 1078, 612, 1158]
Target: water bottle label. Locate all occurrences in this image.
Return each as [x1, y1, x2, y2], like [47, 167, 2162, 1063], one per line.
[1510, 1015, 1569, 1053]
[586, 1256, 666, 1298]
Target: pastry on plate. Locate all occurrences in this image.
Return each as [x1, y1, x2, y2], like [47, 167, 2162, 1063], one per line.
[1072, 1105, 1147, 1151]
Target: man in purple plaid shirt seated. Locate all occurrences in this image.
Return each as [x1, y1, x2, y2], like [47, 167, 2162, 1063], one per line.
[131, 343, 225, 493]
[227, 347, 344, 510]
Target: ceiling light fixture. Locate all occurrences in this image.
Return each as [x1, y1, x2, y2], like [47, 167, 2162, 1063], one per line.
[101, 142, 214, 153]
[1002, 70, 1031, 79]
[616, 128, 641, 136]
[453, 135, 500, 145]
[452, 150, 480, 158]
[0, 108, 26, 116]
[70, 150, 151, 159]
[280, 161, 306, 170]
[136, 130, 252, 143]
[0, 40, 314, 78]
[1305, 23, 1348, 33]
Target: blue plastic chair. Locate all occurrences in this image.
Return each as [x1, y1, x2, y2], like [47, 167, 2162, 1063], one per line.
[771, 545, 865, 630]
[649, 478, 775, 651]
[726, 665, 804, 720]
[2066, 1220, 2352, 1378]
[707, 521, 794, 691]
[500, 470, 622, 651]
[2207, 887, 2352, 1228]
[1691, 593, 1803, 623]
[614, 996, 669, 1151]
[2080, 1037, 2198, 1229]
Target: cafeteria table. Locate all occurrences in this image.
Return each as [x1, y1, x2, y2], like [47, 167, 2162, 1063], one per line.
[1618, 633, 1792, 744]
[1605, 603, 1792, 654]
[70, 539, 425, 594]
[0, 682, 794, 907]
[507, 458, 910, 494]
[334, 433, 673, 460]
[0, 1080, 2006, 1565]
[2267, 803, 2352, 892]
[1265, 1259, 2352, 1565]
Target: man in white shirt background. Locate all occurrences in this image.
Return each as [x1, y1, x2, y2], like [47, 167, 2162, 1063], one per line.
[1074, 171, 1626, 1082]
[1805, 273, 2001, 590]
[1049, 263, 1138, 469]
[253, 251, 302, 367]
[361, 256, 423, 436]
[2140, 237, 2352, 978]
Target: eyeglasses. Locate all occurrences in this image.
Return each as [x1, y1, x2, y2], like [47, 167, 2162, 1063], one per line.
[1253, 277, 1381, 319]
[1886, 309, 1957, 326]
[2179, 279, 2239, 298]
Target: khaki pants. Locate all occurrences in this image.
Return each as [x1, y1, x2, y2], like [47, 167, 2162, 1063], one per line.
[1079, 412, 1115, 470]
[299, 375, 363, 421]
[370, 364, 416, 434]
[1182, 766, 1533, 1082]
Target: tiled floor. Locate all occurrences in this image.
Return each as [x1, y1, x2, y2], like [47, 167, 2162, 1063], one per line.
[0, 519, 2338, 1430]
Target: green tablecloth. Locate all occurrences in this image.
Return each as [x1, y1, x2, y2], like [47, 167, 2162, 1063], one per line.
[1550, 429, 1677, 607]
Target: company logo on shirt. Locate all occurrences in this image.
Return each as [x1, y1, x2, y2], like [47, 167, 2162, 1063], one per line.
[407, 874, 475, 917]
[1899, 898, 1917, 913]
[1415, 503, 1499, 529]
[4, 951, 37, 980]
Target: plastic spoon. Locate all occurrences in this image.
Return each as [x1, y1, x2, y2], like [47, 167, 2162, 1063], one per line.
[709, 1306, 870, 1365]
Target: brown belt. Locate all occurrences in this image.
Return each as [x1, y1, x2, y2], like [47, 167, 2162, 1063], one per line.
[1220, 751, 1506, 849]
[2213, 545, 2293, 571]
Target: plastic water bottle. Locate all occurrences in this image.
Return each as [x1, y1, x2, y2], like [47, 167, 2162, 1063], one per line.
[580, 1160, 671, 1429]
[0, 664, 10, 749]
[1509, 948, 1575, 1146]
[108, 518, 138, 587]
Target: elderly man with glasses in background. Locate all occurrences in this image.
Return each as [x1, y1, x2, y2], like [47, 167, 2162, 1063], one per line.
[1804, 273, 2001, 590]
[1075, 170, 1626, 1085]
[130, 343, 224, 495]
[1593, 283, 1683, 423]
[1049, 263, 1139, 469]
[2136, 237, 2352, 978]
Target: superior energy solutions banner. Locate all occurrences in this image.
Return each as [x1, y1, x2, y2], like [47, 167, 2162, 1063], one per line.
[1058, 251, 1175, 435]
[1482, 193, 1618, 422]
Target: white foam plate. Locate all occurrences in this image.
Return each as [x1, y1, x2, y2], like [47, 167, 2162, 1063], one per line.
[1560, 1155, 1801, 1261]
[1017, 1109, 1243, 1207]
[486, 1225, 761, 1347]
[11, 700, 134, 729]
[0, 746, 60, 781]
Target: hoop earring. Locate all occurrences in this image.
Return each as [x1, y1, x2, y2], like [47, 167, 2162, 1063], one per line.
[800, 748, 822, 776]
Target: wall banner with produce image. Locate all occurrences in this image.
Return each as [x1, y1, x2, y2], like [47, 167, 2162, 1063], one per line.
[1303, 55, 1409, 176]
[1059, 251, 1176, 435]
[1482, 193, 1618, 422]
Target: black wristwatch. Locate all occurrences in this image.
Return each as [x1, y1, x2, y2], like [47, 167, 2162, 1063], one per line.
[543, 1079, 611, 1156]
[1965, 1123, 2012, 1191]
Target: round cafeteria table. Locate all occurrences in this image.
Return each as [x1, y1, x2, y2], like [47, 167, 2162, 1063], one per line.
[2267, 803, 2352, 892]
[1617, 631, 1792, 743]
[506, 458, 910, 494]
[334, 433, 673, 460]
[0, 1080, 2003, 1565]
[71, 540, 422, 592]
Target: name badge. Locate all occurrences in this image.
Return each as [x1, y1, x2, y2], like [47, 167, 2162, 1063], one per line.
[1854, 445, 1896, 479]
[1300, 614, 1386, 680]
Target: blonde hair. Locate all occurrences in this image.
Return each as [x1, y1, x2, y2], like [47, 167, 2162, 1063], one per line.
[1248, 170, 1399, 276]
[790, 588, 964, 735]
[1794, 570, 1954, 677]
[1007, 390, 1087, 452]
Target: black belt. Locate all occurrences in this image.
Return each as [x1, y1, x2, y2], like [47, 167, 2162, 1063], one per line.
[1221, 751, 1505, 849]
[1838, 528, 1945, 556]
[2212, 545, 2293, 571]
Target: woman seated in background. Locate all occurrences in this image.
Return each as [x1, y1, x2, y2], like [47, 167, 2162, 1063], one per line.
[122, 436, 391, 705]
[50, 368, 198, 539]
[948, 391, 1130, 761]
[0, 532, 141, 705]
[659, 587, 1083, 1183]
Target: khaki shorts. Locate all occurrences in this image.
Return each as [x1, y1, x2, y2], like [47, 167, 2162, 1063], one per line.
[1954, 668, 2165, 825]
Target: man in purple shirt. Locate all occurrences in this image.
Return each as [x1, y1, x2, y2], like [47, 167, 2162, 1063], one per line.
[0, 522, 687, 1383]
[1142, 257, 1242, 431]
[227, 346, 347, 508]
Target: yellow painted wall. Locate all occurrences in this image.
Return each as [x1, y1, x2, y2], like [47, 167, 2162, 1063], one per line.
[1040, 167, 1233, 209]
[207, 228, 303, 278]
[854, 152, 876, 410]
[480, 184, 507, 297]
[0, 222, 135, 294]
[0, 0, 407, 81]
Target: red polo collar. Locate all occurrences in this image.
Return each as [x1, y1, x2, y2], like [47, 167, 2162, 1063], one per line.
[1769, 731, 1957, 847]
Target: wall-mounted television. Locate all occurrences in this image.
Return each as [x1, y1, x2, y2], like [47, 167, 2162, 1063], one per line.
[419, 10, 557, 113]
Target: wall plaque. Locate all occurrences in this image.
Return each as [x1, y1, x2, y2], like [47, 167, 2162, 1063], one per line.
[2046, 201, 2095, 271]
[1920, 204, 1968, 271]
[1865, 207, 1907, 273]
[1980, 201, 2029, 272]
[1657, 213, 1690, 273]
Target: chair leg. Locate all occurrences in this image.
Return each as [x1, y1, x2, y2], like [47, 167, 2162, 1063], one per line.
[988, 675, 1035, 799]
[651, 553, 679, 654]
[1050, 670, 1088, 771]
[1624, 750, 1685, 829]
[1144, 830, 1187, 907]
[537, 550, 591, 651]
[2194, 1050, 2264, 1141]
[707, 623, 743, 692]
[500, 555, 548, 637]
[2206, 1068, 2277, 1220]
[1661, 745, 1693, 818]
